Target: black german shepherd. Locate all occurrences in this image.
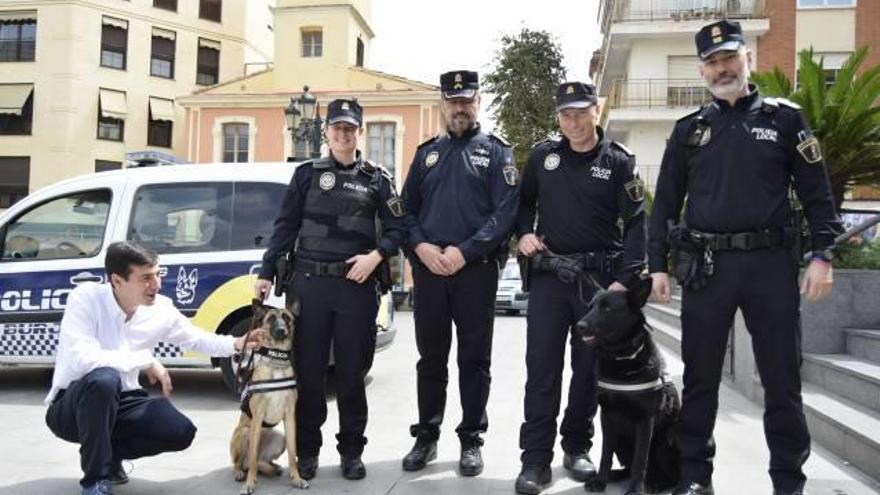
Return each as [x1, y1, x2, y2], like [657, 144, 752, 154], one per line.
[575, 276, 679, 495]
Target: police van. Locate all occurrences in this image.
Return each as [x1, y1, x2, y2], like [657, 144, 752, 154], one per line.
[0, 163, 396, 392]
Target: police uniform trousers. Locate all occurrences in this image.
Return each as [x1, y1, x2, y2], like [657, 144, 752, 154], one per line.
[677, 248, 809, 491]
[46, 367, 197, 488]
[519, 271, 608, 465]
[289, 271, 379, 458]
[410, 258, 499, 445]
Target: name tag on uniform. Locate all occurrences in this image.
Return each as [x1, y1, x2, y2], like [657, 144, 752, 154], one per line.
[751, 127, 778, 143]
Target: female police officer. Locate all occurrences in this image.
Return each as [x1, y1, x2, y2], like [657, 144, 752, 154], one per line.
[254, 98, 405, 481]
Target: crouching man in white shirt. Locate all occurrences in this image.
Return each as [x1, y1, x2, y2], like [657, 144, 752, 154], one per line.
[44, 241, 266, 495]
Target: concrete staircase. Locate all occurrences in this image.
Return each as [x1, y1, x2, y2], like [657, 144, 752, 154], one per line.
[643, 297, 880, 482]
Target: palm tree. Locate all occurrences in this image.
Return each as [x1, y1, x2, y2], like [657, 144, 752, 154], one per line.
[750, 46, 880, 209]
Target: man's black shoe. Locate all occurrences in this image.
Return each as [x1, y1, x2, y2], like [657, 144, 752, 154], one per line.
[107, 461, 129, 485]
[298, 455, 319, 480]
[459, 444, 483, 477]
[515, 463, 551, 495]
[402, 439, 437, 471]
[341, 455, 366, 480]
[672, 482, 714, 495]
[562, 451, 596, 482]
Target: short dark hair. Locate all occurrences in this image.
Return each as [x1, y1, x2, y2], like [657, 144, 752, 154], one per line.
[105, 241, 158, 280]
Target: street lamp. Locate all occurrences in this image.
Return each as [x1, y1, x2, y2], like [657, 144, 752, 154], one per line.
[284, 85, 324, 162]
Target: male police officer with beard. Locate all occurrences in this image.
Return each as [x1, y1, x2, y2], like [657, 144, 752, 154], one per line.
[514, 82, 646, 495]
[255, 98, 405, 481]
[649, 21, 843, 495]
[400, 70, 519, 477]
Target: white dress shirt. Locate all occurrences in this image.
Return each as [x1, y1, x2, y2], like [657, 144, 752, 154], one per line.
[45, 282, 236, 404]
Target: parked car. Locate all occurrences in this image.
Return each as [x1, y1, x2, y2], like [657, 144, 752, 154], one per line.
[0, 163, 396, 393]
[495, 259, 528, 315]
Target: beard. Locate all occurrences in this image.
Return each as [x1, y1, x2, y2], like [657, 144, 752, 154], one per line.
[708, 67, 749, 101]
[446, 111, 477, 136]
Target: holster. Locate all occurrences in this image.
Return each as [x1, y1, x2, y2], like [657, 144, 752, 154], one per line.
[273, 254, 292, 298]
[376, 258, 393, 295]
[517, 254, 531, 293]
[668, 222, 714, 291]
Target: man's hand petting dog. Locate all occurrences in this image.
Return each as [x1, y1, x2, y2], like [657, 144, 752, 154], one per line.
[235, 328, 268, 353]
[146, 361, 173, 397]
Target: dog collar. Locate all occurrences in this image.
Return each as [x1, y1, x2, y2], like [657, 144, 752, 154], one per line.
[597, 377, 664, 392]
[614, 342, 645, 361]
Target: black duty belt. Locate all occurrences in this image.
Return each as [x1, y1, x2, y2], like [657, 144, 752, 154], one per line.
[532, 250, 621, 274]
[697, 229, 794, 251]
[293, 258, 350, 277]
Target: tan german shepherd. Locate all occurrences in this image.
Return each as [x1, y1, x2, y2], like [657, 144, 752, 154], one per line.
[230, 298, 309, 493]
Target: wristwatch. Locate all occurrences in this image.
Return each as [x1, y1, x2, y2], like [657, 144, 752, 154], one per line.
[811, 249, 834, 263]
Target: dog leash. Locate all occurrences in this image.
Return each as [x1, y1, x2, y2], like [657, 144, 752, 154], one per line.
[234, 313, 261, 395]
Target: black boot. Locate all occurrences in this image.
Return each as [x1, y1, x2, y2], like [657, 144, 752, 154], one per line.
[107, 460, 129, 485]
[402, 439, 437, 471]
[562, 450, 596, 482]
[672, 482, 714, 495]
[297, 455, 319, 480]
[514, 463, 551, 495]
[459, 443, 483, 477]
[340, 455, 366, 480]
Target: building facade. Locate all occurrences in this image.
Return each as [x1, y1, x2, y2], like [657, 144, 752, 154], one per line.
[593, 0, 876, 194]
[0, 0, 274, 209]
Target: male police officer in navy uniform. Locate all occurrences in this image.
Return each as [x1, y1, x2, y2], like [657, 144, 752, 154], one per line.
[649, 21, 843, 495]
[400, 70, 519, 476]
[254, 98, 405, 481]
[514, 82, 646, 495]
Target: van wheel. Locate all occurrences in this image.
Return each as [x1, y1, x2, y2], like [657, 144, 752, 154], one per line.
[220, 318, 252, 396]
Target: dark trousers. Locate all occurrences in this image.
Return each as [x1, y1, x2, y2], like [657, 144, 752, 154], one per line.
[289, 272, 379, 457]
[45, 367, 196, 488]
[677, 249, 809, 491]
[519, 271, 604, 465]
[410, 259, 499, 445]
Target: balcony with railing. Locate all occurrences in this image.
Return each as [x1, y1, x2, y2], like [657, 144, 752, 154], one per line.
[604, 0, 766, 23]
[608, 79, 712, 110]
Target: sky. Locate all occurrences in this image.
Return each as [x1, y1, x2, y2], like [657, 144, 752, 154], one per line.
[367, 0, 603, 131]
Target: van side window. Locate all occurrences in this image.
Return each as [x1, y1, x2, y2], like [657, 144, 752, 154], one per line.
[0, 189, 112, 261]
[231, 182, 285, 250]
[129, 183, 233, 253]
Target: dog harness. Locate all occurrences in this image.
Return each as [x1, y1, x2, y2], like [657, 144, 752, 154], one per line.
[238, 346, 298, 427]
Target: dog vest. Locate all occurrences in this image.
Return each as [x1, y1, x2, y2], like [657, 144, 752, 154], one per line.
[239, 347, 297, 428]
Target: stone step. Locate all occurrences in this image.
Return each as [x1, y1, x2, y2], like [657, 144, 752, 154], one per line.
[644, 302, 682, 330]
[845, 328, 880, 365]
[802, 354, 880, 412]
[645, 313, 681, 356]
[802, 382, 880, 482]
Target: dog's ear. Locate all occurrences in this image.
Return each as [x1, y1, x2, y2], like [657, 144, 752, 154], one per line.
[287, 295, 301, 318]
[627, 276, 653, 309]
[251, 298, 267, 322]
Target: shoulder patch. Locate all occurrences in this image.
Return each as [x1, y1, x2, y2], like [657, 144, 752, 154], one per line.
[610, 141, 635, 157]
[489, 132, 511, 147]
[676, 107, 703, 123]
[417, 134, 440, 149]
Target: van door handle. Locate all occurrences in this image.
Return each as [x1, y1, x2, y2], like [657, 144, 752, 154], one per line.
[70, 272, 104, 284]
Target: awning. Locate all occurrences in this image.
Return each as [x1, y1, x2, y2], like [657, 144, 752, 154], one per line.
[198, 38, 221, 51]
[0, 84, 34, 116]
[152, 27, 176, 41]
[102, 16, 128, 30]
[0, 11, 37, 22]
[99, 89, 127, 120]
[149, 97, 174, 122]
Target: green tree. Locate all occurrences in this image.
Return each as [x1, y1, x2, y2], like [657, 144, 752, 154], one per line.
[483, 28, 567, 168]
[751, 46, 880, 209]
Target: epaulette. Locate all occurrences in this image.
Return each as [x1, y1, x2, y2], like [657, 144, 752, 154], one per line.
[416, 134, 440, 149]
[676, 106, 703, 123]
[489, 132, 511, 147]
[765, 96, 801, 111]
[310, 157, 331, 170]
[364, 160, 394, 181]
[610, 141, 635, 157]
[535, 135, 562, 149]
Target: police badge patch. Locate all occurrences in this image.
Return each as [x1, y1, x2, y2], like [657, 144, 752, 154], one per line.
[796, 131, 823, 164]
[544, 153, 560, 171]
[425, 151, 439, 167]
[319, 172, 336, 190]
[387, 197, 405, 217]
[624, 178, 645, 202]
[503, 165, 519, 186]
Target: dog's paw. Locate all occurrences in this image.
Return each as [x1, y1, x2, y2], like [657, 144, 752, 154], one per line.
[290, 477, 310, 489]
[584, 473, 607, 492]
[233, 468, 246, 482]
[239, 483, 255, 495]
[269, 462, 283, 476]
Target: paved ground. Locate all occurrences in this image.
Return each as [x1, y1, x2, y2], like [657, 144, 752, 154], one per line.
[0, 312, 878, 495]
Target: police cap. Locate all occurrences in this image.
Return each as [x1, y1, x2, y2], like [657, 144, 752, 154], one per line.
[440, 70, 479, 100]
[555, 81, 598, 112]
[696, 20, 745, 61]
[327, 98, 363, 127]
